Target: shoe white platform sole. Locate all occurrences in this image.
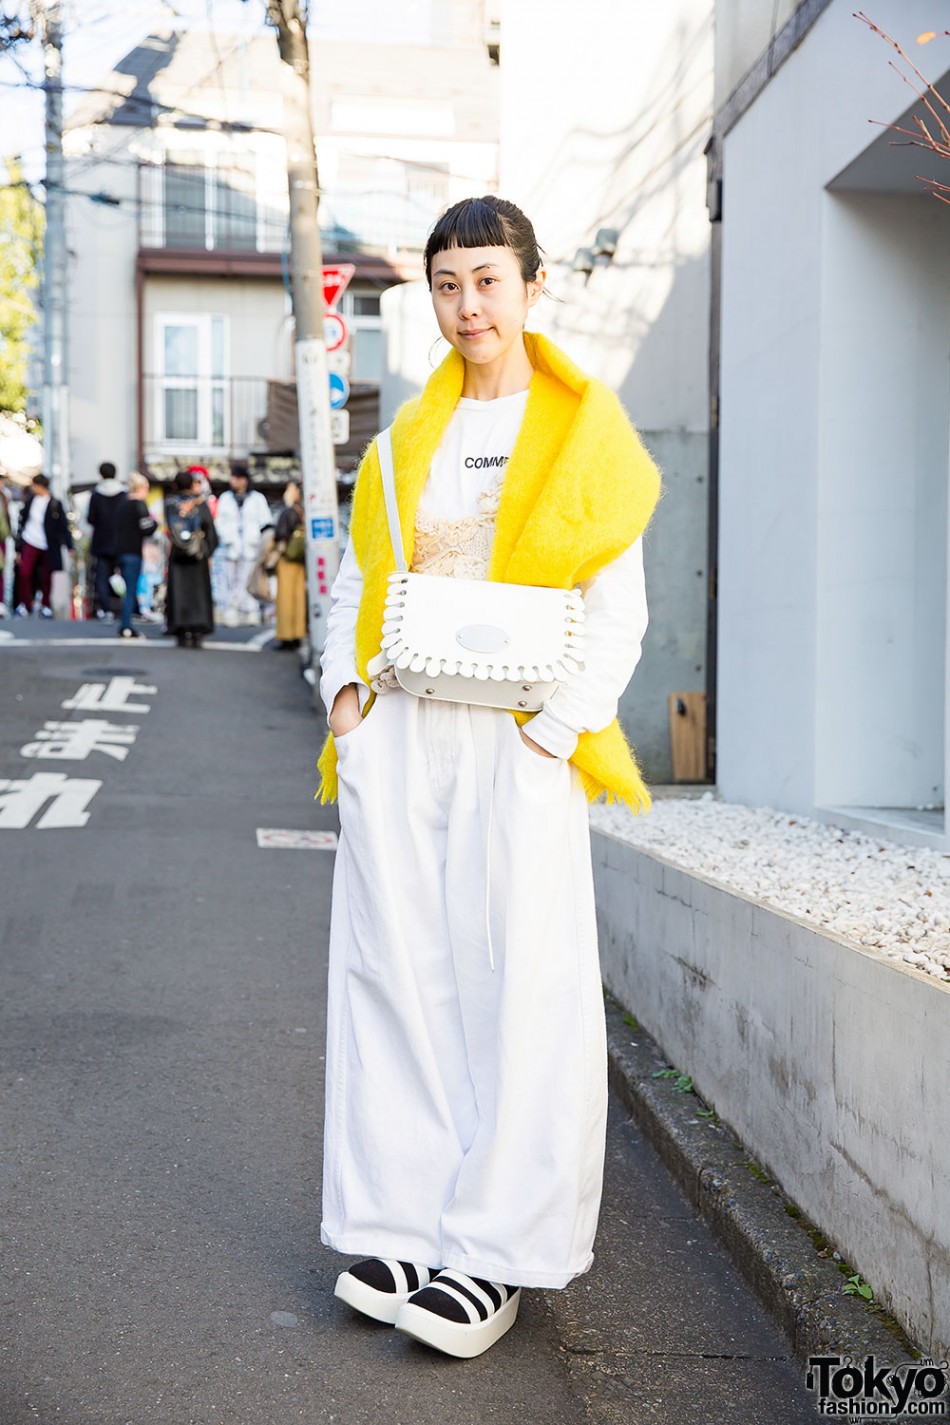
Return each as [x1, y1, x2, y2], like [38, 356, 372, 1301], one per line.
[333, 1269, 417, 1325]
[395, 1287, 521, 1358]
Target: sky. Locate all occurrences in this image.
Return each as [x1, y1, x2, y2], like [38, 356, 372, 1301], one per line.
[1, 0, 437, 185]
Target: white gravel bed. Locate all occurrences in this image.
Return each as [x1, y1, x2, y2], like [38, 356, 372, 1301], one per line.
[590, 792, 950, 984]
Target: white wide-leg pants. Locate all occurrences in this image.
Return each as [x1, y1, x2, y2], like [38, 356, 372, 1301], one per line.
[320, 690, 608, 1289]
[219, 556, 261, 620]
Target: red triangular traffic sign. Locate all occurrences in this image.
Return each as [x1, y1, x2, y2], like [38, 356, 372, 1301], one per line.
[322, 264, 355, 310]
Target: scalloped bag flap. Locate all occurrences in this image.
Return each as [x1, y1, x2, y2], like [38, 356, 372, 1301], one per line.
[381, 570, 584, 679]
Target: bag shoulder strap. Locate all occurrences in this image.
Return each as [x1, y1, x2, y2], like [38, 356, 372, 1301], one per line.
[376, 426, 408, 574]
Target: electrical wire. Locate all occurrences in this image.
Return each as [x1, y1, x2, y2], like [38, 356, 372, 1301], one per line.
[0, 77, 278, 137]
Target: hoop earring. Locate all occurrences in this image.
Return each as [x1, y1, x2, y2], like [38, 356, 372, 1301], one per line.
[428, 336, 446, 368]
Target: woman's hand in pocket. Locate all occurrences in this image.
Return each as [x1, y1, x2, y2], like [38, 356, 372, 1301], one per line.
[519, 726, 557, 759]
[330, 684, 364, 739]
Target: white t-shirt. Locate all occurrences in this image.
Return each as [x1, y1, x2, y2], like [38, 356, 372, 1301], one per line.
[419, 390, 529, 519]
[23, 495, 50, 551]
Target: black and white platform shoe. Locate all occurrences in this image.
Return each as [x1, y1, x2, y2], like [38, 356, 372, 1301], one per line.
[334, 1259, 438, 1325]
[394, 1268, 521, 1358]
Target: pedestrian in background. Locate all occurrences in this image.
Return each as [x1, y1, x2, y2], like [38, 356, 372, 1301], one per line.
[273, 479, 307, 650]
[0, 475, 11, 616]
[214, 461, 272, 626]
[87, 460, 125, 620]
[165, 469, 217, 648]
[114, 472, 157, 641]
[317, 196, 660, 1358]
[15, 473, 73, 618]
[188, 464, 217, 518]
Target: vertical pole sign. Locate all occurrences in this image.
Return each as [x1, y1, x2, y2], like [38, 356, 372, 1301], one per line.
[41, 0, 70, 507]
[298, 263, 354, 656]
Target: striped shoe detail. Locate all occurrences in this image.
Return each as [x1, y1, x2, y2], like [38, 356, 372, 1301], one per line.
[427, 1276, 509, 1316]
[348, 1258, 429, 1296]
[394, 1270, 522, 1358]
[335, 1258, 437, 1325]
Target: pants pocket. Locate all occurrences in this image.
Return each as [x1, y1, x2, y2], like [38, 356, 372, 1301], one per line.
[511, 717, 562, 768]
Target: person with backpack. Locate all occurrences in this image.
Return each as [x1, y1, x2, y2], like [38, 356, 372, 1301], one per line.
[164, 469, 217, 648]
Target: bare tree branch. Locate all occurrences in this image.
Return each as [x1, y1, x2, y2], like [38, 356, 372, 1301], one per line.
[855, 11, 950, 199]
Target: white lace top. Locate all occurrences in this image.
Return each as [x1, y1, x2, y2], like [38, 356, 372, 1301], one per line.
[410, 468, 505, 581]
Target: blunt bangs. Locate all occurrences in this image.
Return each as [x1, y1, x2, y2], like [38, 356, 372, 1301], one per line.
[423, 196, 541, 288]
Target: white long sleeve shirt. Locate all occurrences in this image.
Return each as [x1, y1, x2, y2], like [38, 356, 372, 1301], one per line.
[214, 488, 273, 562]
[319, 397, 649, 760]
[22, 495, 51, 551]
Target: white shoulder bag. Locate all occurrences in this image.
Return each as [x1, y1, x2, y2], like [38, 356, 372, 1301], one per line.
[373, 426, 585, 711]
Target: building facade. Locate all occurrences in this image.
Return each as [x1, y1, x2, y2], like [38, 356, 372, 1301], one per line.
[63, 12, 499, 489]
[457, 0, 950, 831]
[713, 0, 950, 850]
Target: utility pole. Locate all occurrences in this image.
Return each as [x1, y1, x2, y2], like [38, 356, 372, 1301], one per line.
[37, 0, 69, 503]
[265, 0, 339, 665]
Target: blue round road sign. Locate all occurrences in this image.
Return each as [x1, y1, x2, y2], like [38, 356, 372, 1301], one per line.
[329, 371, 350, 410]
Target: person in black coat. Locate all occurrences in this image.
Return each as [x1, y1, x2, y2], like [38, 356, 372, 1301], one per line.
[15, 474, 73, 618]
[164, 469, 218, 648]
[87, 461, 126, 617]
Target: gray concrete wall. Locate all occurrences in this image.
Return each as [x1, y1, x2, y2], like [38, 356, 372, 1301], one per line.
[593, 827, 950, 1358]
[623, 429, 708, 784]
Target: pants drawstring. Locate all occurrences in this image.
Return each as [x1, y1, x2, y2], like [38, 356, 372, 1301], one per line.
[470, 707, 498, 973]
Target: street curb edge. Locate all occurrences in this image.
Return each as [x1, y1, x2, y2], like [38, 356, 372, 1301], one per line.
[603, 993, 916, 1366]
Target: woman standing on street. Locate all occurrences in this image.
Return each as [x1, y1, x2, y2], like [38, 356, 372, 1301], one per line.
[114, 472, 157, 640]
[273, 479, 307, 650]
[164, 470, 217, 648]
[317, 196, 661, 1359]
[14, 473, 72, 618]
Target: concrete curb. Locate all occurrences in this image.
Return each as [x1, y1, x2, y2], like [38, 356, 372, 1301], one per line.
[603, 993, 917, 1365]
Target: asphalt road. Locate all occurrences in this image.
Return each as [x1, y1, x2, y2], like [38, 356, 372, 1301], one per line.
[0, 631, 820, 1424]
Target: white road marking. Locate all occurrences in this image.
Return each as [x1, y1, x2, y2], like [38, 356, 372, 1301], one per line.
[21, 719, 140, 762]
[256, 828, 338, 850]
[0, 773, 102, 829]
[0, 637, 267, 652]
[63, 677, 157, 713]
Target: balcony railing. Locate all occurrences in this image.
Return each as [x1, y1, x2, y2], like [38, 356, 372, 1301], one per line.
[139, 163, 289, 254]
[142, 373, 380, 471]
[138, 162, 436, 256]
[143, 374, 272, 461]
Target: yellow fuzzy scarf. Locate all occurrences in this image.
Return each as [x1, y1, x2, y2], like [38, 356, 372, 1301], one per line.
[316, 331, 661, 809]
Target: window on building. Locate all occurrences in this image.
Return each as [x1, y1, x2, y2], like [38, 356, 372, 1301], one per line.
[212, 154, 258, 251]
[340, 288, 383, 382]
[155, 313, 228, 448]
[164, 151, 206, 249]
[405, 160, 449, 218]
[163, 152, 259, 251]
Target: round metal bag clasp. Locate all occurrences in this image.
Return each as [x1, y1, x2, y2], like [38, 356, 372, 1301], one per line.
[455, 624, 510, 653]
